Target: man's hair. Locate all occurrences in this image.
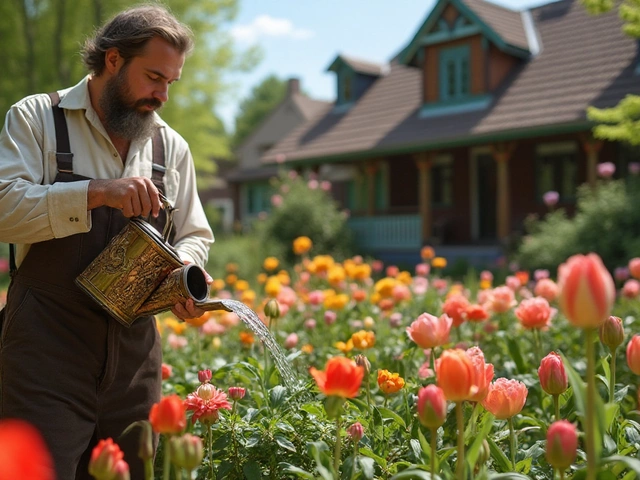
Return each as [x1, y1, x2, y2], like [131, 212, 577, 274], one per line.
[82, 4, 194, 75]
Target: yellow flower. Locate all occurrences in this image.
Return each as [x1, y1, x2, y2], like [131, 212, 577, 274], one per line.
[241, 289, 256, 306]
[212, 279, 225, 292]
[312, 255, 335, 274]
[351, 330, 376, 350]
[324, 293, 350, 310]
[301, 344, 314, 354]
[479, 279, 492, 290]
[328, 265, 346, 286]
[277, 270, 291, 286]
[234, 279, 250, 292]
[263, 257, 279, 272]
[226, 262, 239, 273]
[165, 318, 187, 336]
[377, 369, 405, 394]
[211, 337, 222, 349]
[226, 274, 238, 286]
[265, 276, 282, 297]
[293, 236, 313, 255]
[335, 339, 354, 353]
[432, 257, 447, 269]
[257, 273, 267, 284]
[397, 271, 413, 286]
[374, 277, 397, 298]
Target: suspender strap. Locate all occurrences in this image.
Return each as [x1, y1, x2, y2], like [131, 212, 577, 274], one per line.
[151, 130, 166, 193]
[47, 92, 74, 173]
[9, 244, 16, 277]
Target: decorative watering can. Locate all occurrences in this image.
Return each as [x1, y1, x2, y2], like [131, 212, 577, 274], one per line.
[76, 195, 230, 327]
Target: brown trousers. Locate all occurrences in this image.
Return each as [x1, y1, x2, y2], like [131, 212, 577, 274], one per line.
[0, 171, 162, 480]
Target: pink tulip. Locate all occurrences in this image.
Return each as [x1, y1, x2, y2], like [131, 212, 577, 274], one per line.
[481, 378, 528, 420]
[629, 258, 640, 279]
[417, 385, 447, 428]
[538, 352, 568, 396]
[487, 286, 516, 314]
[546, 421, 578, 470]
[514, 297, 555, 330]
[284, 332, 299, 349]
[557, 253, 615, 329]
[599, 316, 624, 351]
[347, 422, 364, 442]
[466, 346, 494, 402]
[627, 335, 640, 375]
[534, 278, 559, 302]
[406, 312, 452, 349]
[622, 279, 640, 299]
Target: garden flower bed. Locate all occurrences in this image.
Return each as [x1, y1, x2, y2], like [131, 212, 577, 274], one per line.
[3, 241, 640, 480]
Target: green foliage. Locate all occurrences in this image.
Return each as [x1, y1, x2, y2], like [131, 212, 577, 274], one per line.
[232, 74, 288, 150]
[581, 0, 640, 145]
[516, 178, 640, 273]
[254, 171, 355, 265]
[0, 0, 261, 175]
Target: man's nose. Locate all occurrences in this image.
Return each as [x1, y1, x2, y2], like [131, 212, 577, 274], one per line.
[153, 86, 168, 103]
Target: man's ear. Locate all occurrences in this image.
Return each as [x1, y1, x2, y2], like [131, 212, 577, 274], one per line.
[104, 48, 122, 74]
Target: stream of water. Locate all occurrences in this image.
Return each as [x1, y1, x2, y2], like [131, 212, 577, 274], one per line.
[218, 299, 302, 393]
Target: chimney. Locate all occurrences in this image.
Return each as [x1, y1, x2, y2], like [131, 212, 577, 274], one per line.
[287, 78, 300, 96]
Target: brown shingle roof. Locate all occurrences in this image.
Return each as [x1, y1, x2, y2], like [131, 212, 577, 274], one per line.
[264, 0, 640, 164]
[464, 0, 530, 51]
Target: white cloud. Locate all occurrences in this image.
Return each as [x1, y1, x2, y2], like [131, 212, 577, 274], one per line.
[230, 14, 315, 44]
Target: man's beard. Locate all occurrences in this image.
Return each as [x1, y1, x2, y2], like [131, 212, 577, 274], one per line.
[99, 66, 162, 142]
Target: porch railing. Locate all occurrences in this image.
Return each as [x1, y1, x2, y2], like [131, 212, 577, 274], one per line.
[347, 215, 422, 251]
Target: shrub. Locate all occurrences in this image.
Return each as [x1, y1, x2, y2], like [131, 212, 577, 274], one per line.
[516, 178, 640, 273]
[253, 171, 354, 265]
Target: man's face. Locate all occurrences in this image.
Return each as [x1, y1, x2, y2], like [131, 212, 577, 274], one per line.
[99, 37, 185, 142]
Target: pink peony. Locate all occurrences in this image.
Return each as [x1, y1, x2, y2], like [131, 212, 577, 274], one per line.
[184, 384, 232, 425]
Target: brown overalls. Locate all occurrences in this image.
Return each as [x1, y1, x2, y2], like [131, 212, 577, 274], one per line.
[0, 93, 166, 480]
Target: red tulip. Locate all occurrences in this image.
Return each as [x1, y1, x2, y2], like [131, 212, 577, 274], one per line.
[557, 253, 615, 328]
[89, 438, 125, 480]
[546, 420, 578, 470]
[149, 394, 186, 434]
[309, 356, 364, 398]
[0, 419, 55, 480]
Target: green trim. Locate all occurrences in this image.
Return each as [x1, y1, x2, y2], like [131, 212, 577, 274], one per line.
[422, 25, 481, 45]
[439, 45, 471, 101]
[277, 122, 593, 167]
[420, 94, 492, 118]
[398, 0, 530, 65]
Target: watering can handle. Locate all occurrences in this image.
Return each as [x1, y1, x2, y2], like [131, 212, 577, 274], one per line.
[159, 193, 178, 242]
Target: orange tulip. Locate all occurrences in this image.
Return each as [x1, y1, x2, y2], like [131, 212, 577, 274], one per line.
[466, 346, 494, 403]
[0, 419, 55, 480]
[377, 369, 405, 394]
[626, 335, 640, 375]
[309, 356, 364, 399]
[557, 253, 615, 329]
[435, 349, 478, 402]
[149, 394, 186, 434]
[481, 378, 528, 420]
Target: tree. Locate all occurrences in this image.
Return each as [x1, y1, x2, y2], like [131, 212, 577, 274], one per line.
[581, 0, 640, 144]
[231, 74, 288, 150]
[0, 0, 261, 174]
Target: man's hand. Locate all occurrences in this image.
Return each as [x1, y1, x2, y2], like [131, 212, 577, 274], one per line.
[88, 177, 162, 218]
[171, 264, 214, 321]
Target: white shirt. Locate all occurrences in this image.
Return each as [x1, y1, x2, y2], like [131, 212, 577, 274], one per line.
[0, 76, 214, 268]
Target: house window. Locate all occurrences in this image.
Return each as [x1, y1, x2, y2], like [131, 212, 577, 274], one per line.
[245, 182, 271, 215]
[432, 154, 453, 206]
[343, 75, 352, 103]
[439, 45, 470, 101]
[535, 143, 578, 202]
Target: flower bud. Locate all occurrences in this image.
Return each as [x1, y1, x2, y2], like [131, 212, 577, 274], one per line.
[627, 335, 640, 375]
[546, 420, 578, 470]
[477, 439, 491, 468]
[264, 299, 281, 319]
[196, 383, 216, 401]
[538, 352, 568, 396]
[228, 386, 246, 401]
[169, 434, 204, 471]
[599, 316, 624, 351]
[137, 421, 154, 462]
[161, 363, 172, 380]
[347, 422, 364, 443]
[114, 460, 130, 480]
[416, 385, 447, 428]
[198, 369, 212, 384]
[89, 438, 124, 480]
[353, 354, 371, 376]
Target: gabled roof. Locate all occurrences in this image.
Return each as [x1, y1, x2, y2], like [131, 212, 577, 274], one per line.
[399, 0, 531, 65]
[326, 54, 388, 77]
[263, 0, 640, 165]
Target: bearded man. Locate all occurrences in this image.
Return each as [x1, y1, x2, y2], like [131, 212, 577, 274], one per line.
[0, 5, 213, 479]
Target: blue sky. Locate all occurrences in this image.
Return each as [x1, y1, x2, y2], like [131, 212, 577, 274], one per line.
[218, 0, 554, 131]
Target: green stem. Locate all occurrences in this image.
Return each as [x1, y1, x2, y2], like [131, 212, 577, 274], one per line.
[508, 417, 517, 470]
[470, 401, 479, 436]
[173, 463, 182, 480]
[162, 436, 171, 480]
[430, 427, 438, 478]
[533, 328, 542, 364]
[585, 328, 597, 480]
[456, 402, 465, 480]
[609, 347, 617, 403]
[350, 443, 359, 480]
[334, 418, 342, 480]
[144, 457, 154, 480]
[208, 424, 214, 480]
[553, 394, 560, 422]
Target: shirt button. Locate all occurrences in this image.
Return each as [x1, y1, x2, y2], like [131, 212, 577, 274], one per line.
[113, 153, 118, 157]
[75, 217, 79, 222]
[69, 217, 74, 222]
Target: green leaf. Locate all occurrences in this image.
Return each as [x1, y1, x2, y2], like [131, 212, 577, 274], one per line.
[274, 434, 297, 452]
[358, 456, 376, 479]
[270, 385, 288, 408]
[602, 455, 640, 476]
[279, 462, 316, 479]
[515, 456, 532, 474]
[389, 467, 435, 479]
[359, 448, 388, 468]
[242, 460, 262, 480]
[377, 406, 407, 428]
[487, 437, 512, 473]
[488, 474, 532, 479]
[307, 441, 335, 480]
[417, 427, 431, 461]
[466, 411, 494, 470]
[506, 337, 528, 374]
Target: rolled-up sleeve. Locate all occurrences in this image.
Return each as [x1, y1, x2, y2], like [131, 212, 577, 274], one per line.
[0, 100, 90, 244]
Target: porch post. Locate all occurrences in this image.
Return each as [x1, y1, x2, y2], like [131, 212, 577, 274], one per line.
[491, 143, 515, 241]
[414, 152, 433, 243]
[580, 134, 603, 188]
[365, 161, 379, 217]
